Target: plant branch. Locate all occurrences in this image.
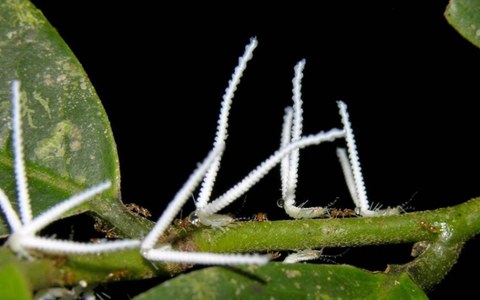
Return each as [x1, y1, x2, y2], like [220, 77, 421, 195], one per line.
[3, 197, 480, 291]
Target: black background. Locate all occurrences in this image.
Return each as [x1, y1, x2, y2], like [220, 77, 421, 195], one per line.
[29, 1, 480, 298]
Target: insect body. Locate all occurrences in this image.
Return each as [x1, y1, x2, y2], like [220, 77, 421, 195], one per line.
[252, 212, 268, 222]
[328, 208, 358, 218]
[125, 203, 152, 218]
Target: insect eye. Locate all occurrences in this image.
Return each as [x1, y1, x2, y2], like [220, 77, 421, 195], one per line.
[187, 211, 200, 226]
[276, 199, 284, 208]
[354, 207, 361, 215]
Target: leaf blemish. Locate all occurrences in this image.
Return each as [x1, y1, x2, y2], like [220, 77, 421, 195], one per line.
[34, 120, 82, 163]
[32, 91, 51, 118]
[285, 269, 301, 278]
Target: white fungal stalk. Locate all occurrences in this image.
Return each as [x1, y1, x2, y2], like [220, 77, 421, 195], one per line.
[141, 147, 224, 251]
[289, 59, 306, 192]
[192, 44, 344, 225]
[141, 39, 349, 266]
[336, 147, 360, 207]
[194, 50, 345, 221]
[337, 102, 405, 216]
[0, 80, 140, 258]
[336, 101, 374, 216]
[200, 128, 345, 217]
[140, 145, 270, 265]
[142, 245, 268, 266]
[280, 60, 339, 219]
[141, 127, 343, 265]
[280, 107, 294, 198]
[20, 181, 112, 236]
[0, 189, 22, 232]
[11, 80, 32, 225]
[196, 37, 258, 211]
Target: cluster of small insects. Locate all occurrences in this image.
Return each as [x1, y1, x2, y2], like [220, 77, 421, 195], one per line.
[125, 203, 152, 218]
[418, 220, 439, 234]
[93, 220, 119, 239]
[0, 38, 409, 278]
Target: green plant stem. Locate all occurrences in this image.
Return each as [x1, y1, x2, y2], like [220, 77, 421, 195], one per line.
[192, 198, 480, 289]
[3, 197, 480, 291]
[192, 198, 480, 253]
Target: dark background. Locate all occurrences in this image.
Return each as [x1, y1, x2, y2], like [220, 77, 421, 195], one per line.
[30, 1, 480, 298]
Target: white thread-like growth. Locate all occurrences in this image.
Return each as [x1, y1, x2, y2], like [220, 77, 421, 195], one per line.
[11, 81, 32, 225]
[141, 146, 224, 251]
[0, 189, 22, 232]
[3, 179, 141, 258]
[0, 80, 141, 258]
[20, 181, 112, 235]
[280, 107, 293, 199]
[196, 37, 258, 210]
[141, 145, 269, 265]
[143, 245, 269, 265]
[337, 104, 401, 217]
[278, 60, 334, 219]
[337, 101, 371, 215]
[201, 128, 345, 216]
[336, 148, 360, 207]
[19, 236, 141, 254]
[287, 59, 305, 195]
[140, 39, 278, 265]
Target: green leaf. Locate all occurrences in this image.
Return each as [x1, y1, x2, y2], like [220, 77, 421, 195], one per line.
[133, 263, 427, 300]
[445, 0, 480, 48]
[0, 263, 31, 300]
[0, 0, 121, 235]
